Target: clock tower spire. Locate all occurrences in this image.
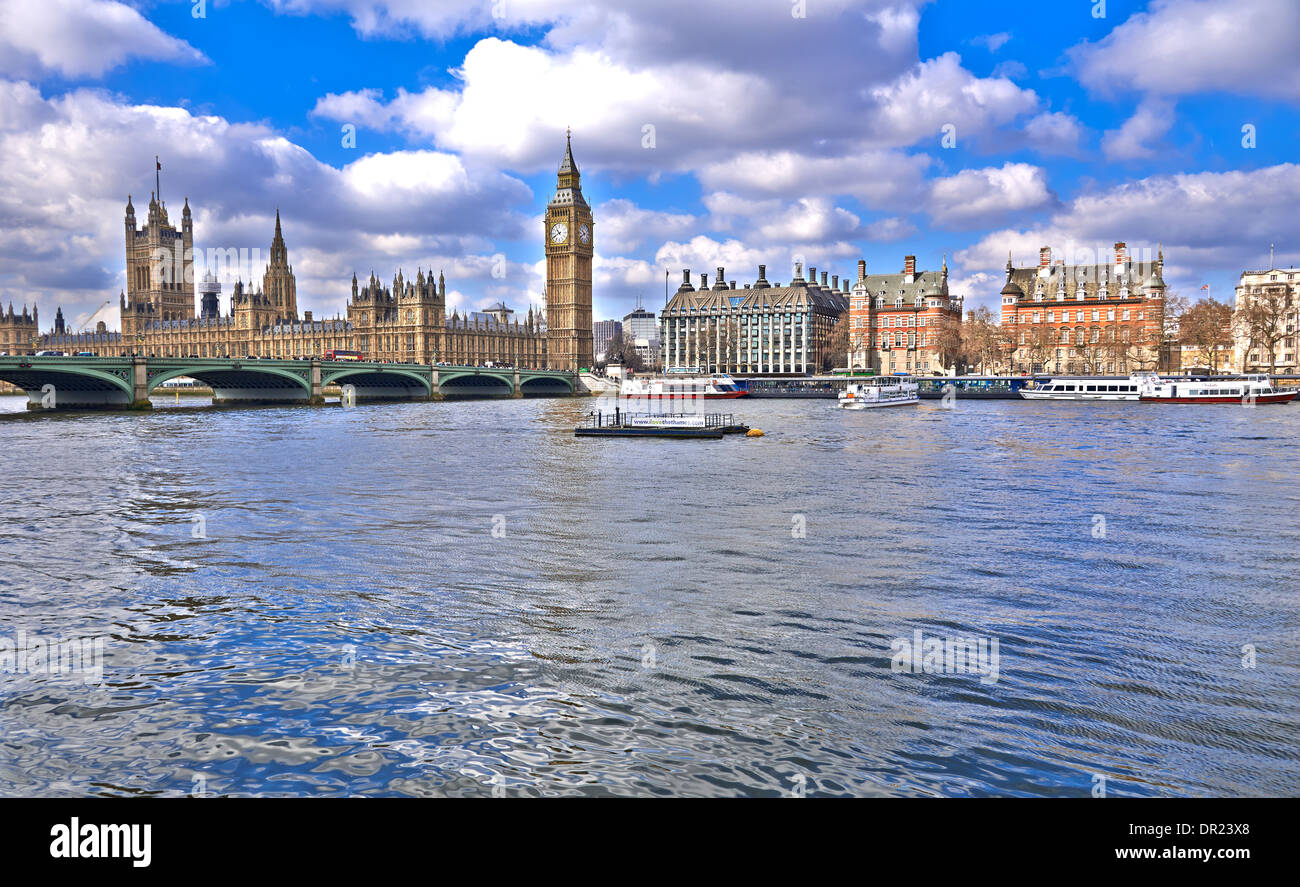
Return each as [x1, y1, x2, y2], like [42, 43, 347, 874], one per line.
[544, 129, 593, 371]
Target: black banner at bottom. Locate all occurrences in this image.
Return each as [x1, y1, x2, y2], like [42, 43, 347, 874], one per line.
[0, 798, 1279, 875]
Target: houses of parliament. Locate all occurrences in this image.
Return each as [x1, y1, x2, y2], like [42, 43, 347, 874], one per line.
[2, 137, 596, 371]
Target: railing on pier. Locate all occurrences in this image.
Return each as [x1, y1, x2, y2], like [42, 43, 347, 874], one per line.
[579, 409, 739, 429]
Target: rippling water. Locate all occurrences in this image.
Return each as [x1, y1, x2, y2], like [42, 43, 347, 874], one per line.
[1, 392, 1297, 797]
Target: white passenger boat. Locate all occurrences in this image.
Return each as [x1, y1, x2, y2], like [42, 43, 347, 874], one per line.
[1136, 373, 1298, 405]
[620, 373, 748, 399]
[837, 376, 919, 409]
[1018, 373, 1156, 401]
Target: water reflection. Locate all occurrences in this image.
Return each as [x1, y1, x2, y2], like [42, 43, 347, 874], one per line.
[1, 394, 1298, 796]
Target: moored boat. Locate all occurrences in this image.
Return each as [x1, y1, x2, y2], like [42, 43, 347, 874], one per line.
[1137, 373, 1297, 404]
[1018, 372, 1155, 401]
[620, 373, 747, 399]
[837, 376, 919, 409]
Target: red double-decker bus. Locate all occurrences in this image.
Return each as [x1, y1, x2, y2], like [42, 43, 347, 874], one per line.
[325, 350, 364, 361]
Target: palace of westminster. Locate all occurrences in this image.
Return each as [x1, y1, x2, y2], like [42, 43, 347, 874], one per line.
[0, 137, 596, 371]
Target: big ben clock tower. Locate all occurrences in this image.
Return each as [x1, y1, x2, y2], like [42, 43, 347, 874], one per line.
[544, 130, 594, 371]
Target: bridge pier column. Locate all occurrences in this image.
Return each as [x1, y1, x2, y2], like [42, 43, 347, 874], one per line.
[430, 367, 443, 401]
[309, 359, 324, 405]
[512, 368, 522, 398]
[130, 357, 153, 410]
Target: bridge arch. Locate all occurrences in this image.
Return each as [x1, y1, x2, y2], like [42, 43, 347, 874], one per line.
[437, 370, 514, 398]
[322, 366, 432, 395]
[519, 374, 575, 396]
[146, 364, 312, 398]
[0, 364, 134, 409]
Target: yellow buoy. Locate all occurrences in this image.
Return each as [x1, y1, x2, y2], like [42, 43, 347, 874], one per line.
[746, 428, 764, 437]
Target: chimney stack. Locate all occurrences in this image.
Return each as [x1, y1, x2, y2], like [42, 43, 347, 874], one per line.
[904, 255, 916, 280]
[1039, 247, 1051, 268]
[808, 265, 817, 284]
[832, 275, 839, 290]
[857, 259, 867, 281]
[821, 271, 829, 287]
[1114, 241, 1127, 265]
[701, 272, 709, 289]
[716, 266, 726, 288]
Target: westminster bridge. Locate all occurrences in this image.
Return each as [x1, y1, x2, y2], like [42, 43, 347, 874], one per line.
[0, 356, 580, 410]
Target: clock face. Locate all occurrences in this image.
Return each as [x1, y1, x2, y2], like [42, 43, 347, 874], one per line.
[550, 222, 568, 244]
[578, 224, 590, 245]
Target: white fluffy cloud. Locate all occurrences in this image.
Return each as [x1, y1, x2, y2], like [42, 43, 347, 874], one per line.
[0, 80, 538, 325]
[1070, 0, 1300, 100]
[1101, 100, 1174, 161]
[1022, 111, 1084, 155]
[596, 199, 697, 255]
[956, 163, 1300, 308]
[0, 0, 205, 78]
[928, 163, 1056, 228]
[866, 52, 1039, 148]
[697, 149, 933, 208]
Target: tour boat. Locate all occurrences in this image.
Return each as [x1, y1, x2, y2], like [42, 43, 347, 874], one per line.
[1137, 374, 1297, 405]
[837, 376, 920, 409]
[620, 373, 748, 399]
[1018, 373, 1157, 401]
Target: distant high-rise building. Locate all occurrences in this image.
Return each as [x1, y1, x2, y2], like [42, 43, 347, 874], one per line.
[623, 303, 658, 343]
[593, 319, 622, 356]
[623, 301, 659, 366]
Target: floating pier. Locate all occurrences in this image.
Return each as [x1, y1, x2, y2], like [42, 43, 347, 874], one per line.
[574, 409, 750, 439]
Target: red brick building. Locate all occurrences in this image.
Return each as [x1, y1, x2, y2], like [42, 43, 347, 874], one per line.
[847, 255, 963, 373]
[999, 242, 1168, 375]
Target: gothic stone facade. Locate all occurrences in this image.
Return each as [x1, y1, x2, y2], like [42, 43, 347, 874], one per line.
[0, 304, 38, 355]
[544, 132, 594, 371]
[27, 139, 594, 366]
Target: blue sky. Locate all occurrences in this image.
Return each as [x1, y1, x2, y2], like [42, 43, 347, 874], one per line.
[1, 0, 1298, 329]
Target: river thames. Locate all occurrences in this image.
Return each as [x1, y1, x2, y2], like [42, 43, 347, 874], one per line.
[1, 393, 1296, 797]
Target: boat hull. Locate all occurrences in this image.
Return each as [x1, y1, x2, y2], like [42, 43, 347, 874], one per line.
[1139, 391, 1297, 404]
[1019, 392, 1139, 401]
[574, 427, 724, 438]
[838, 397, 919, 410]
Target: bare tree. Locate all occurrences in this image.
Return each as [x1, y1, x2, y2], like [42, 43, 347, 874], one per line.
[605, 330, 645, 372]
[932, 315, 965, 372]
[961, 307, 1008, 373]
[1236, 284, 1295, 374]
[820, 312, 850, 372]
[1016, 321, 1056, 374]
[1179, 297, 1233, 373]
